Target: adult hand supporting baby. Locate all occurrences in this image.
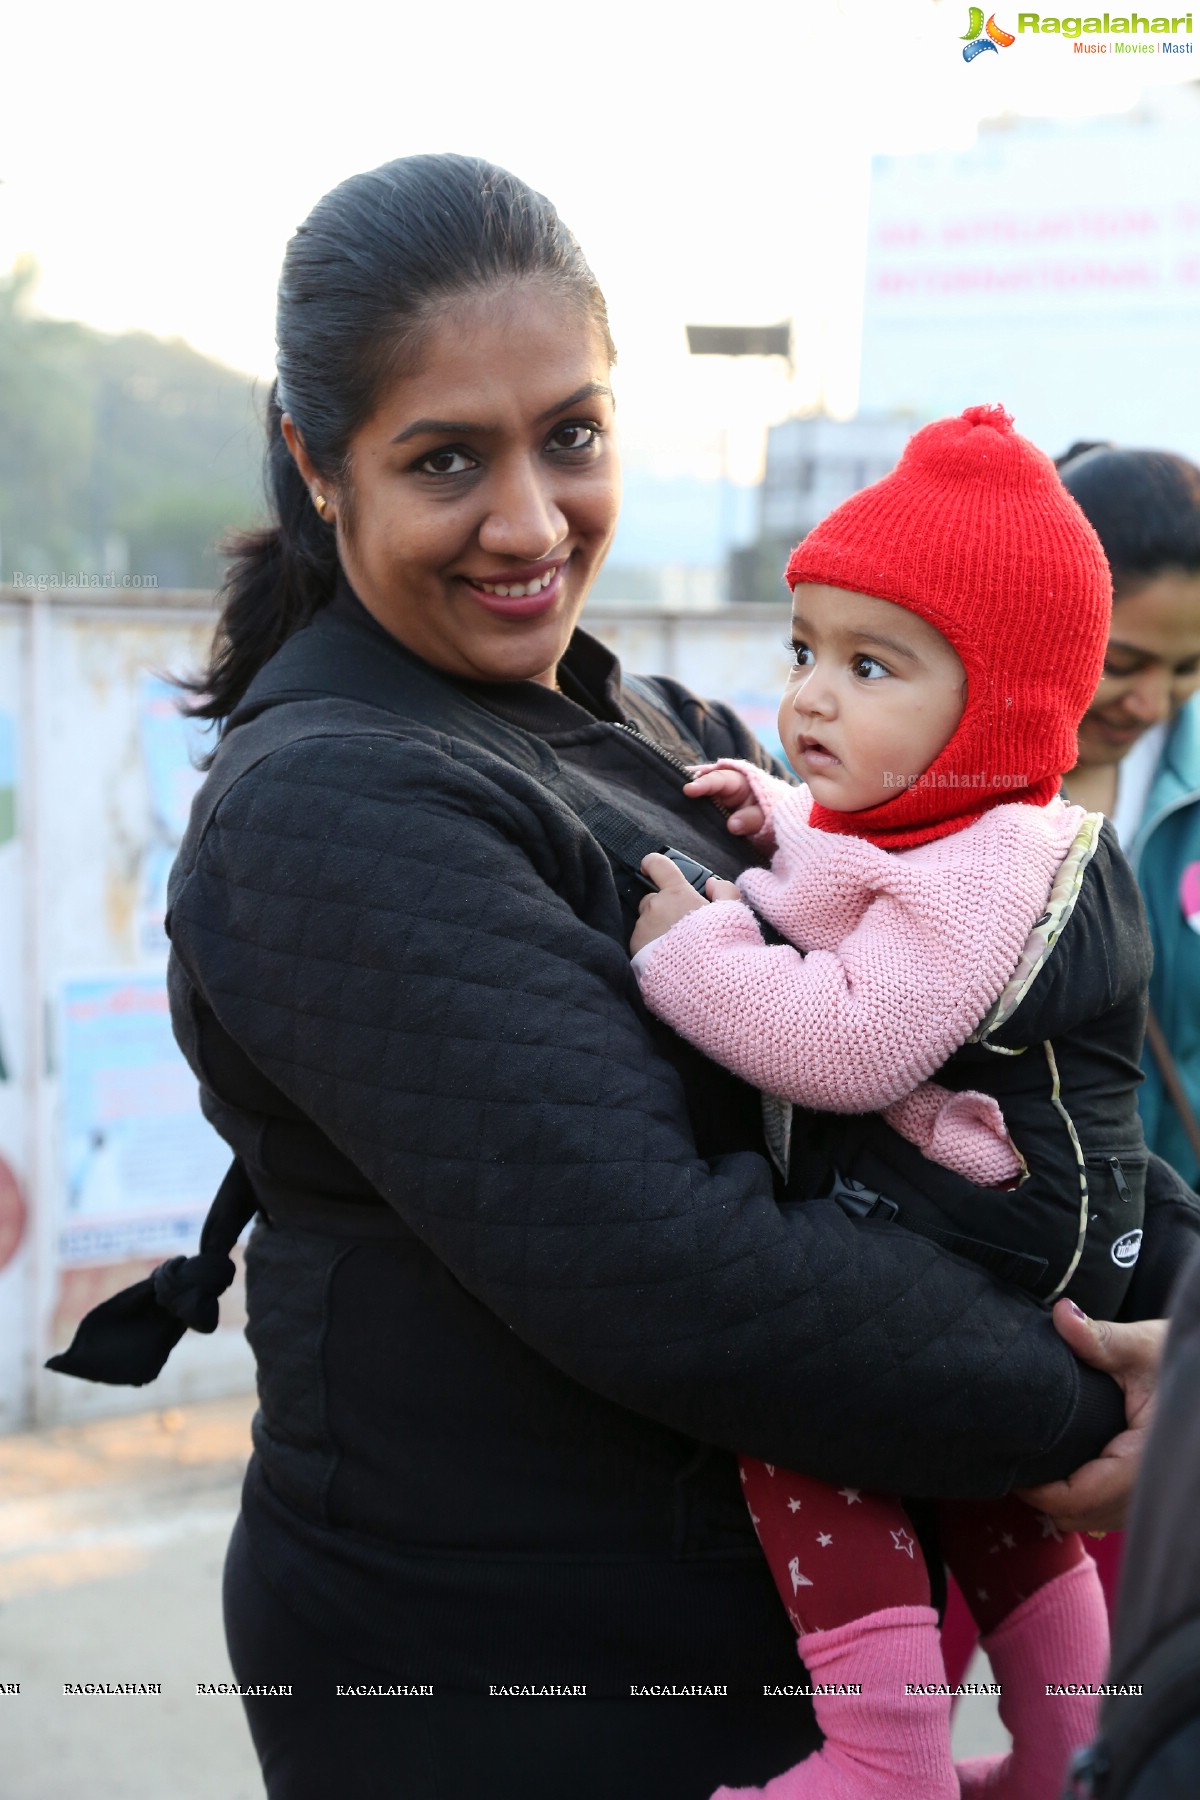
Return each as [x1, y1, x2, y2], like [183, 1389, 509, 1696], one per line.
[629, 853, 741, 956]
[1015, 1299, 1166, 1534]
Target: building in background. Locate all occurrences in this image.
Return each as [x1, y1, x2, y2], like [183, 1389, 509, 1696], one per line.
[858, 85, 1200, 463]
[759, 413, 915, 545]
[732, 412, 914, 604]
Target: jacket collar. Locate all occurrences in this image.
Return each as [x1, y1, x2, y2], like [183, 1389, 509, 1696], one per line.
[1141, 693, 1200, 818]
[1129, 693, 1200, 869]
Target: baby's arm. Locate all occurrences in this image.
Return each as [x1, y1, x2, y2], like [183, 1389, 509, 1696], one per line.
[633, 867, 1022, 1182]
[883, 1085, 1022, 1186]
[633, 854, 1030, 1113]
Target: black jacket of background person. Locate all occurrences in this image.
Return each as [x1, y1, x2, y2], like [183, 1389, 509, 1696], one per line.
[165, 580, 1196, 1698]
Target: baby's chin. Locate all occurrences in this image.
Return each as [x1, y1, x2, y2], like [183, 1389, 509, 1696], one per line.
[802, 773, 891, 812]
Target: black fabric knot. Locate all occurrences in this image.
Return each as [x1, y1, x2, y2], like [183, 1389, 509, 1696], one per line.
[44, 1159, 257, 1387]
[152, 1251, 236, 1334]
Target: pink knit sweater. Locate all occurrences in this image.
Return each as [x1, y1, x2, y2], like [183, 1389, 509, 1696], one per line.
[634, 763, 1086, 1186]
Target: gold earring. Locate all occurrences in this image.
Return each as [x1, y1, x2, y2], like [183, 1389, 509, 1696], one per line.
[314, 493, 328, 517]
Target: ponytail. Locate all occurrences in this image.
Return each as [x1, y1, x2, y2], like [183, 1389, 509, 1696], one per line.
[179, 153, 614, 749]
[181, 387, 338, 744]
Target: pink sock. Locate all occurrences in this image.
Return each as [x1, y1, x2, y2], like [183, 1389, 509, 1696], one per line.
[956, 1558, 1110, 1800]
[710, 1605, 958, 1800]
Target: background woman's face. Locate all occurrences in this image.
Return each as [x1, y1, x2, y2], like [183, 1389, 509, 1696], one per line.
[334, 284, 620, 686]
[1077, 568, 1200, 766]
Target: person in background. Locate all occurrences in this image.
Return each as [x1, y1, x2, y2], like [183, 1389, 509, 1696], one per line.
[1057, 446, 1200, 1192]
[941, 444, 1200, 1698]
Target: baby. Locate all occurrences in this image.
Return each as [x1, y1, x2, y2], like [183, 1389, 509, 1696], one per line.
[630, 406, 1151, 1800]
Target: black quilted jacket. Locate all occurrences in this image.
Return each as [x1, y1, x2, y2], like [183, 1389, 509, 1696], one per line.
[165, 585, 1193, 1699]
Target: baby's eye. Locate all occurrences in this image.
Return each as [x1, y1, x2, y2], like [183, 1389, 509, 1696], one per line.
[416, 448, 478, 476]
[786, 639, 815, 669]
[852, 655, 890, 681]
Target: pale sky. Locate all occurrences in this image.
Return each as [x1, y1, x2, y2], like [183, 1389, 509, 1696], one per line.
[3, 0, 1194, 482]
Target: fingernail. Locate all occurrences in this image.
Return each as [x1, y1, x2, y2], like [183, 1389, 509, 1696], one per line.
[1068, 1301, 1088, 1320]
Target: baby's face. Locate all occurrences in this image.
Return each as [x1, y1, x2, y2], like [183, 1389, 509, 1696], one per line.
[779, 586, 967, 812]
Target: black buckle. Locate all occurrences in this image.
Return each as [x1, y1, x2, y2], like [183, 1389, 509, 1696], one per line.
[643, 848, 719, 897]
[826, 1171, 899, 1223]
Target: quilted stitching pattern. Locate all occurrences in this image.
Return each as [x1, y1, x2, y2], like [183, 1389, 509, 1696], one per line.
[166, 714, 1109, 1500]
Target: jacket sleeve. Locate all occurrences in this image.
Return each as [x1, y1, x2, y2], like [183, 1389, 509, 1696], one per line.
[168, 731, 1124, 1500]
[635, 895, 1009, 1112]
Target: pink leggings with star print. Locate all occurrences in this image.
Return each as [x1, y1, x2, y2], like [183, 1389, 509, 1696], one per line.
[739, 1456, 1086, 1637]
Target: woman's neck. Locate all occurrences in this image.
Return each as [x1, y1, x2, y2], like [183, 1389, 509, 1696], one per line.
[1063, 760, 1119, 817]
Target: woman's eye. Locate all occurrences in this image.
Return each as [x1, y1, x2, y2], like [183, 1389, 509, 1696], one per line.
[416, 448, 478, 476]
[548, 422, 601, 454]
[852, 655, 889, 680]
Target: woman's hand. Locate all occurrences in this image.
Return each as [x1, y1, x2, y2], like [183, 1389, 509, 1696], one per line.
[684, 766, 767, 838]
[1015, 1299, 1166, 1534]
[629, 853, 741, 956]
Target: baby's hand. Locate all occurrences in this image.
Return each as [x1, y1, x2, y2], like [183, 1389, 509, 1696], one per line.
[684, 766, 767, 839]
[630, 853, 741, 956]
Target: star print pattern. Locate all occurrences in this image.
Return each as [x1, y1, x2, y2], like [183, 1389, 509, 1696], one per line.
[738, 1459, 1088, 1639]
[737, 1456, 929, 1632]
[935, 1493, 1089, 1636]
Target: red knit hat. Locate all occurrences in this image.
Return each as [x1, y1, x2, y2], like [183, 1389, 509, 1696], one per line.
[784, 404, 1112, 851]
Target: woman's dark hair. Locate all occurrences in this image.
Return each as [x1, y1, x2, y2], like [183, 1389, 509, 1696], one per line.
[184, 154, 615, 736]
[1056, 444, 1200, 598]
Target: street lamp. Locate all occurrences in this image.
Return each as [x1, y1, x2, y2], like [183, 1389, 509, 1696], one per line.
[685, 322, 794, 602]
[685, 322, 793, 368]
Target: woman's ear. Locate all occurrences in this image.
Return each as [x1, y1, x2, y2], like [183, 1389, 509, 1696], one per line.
[282, 414, 337, 523]
[281, 413, 320, 490]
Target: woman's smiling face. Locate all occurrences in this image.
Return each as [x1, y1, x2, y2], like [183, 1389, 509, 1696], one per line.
[292, 282, 620, 686]
[1075, 568, 1200, 767]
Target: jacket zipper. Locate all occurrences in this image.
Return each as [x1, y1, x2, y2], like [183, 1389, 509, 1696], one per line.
[610, 719, 731, 815]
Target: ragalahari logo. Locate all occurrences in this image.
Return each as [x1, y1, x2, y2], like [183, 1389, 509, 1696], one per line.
[962, 8, 1017, 56]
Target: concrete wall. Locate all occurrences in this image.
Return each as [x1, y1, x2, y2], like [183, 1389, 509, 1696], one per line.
[0, 588, 791, 1430]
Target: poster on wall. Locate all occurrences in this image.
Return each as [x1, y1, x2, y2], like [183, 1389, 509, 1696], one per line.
[135, 674, 208, 959]
[58, 974, 229, 1265]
